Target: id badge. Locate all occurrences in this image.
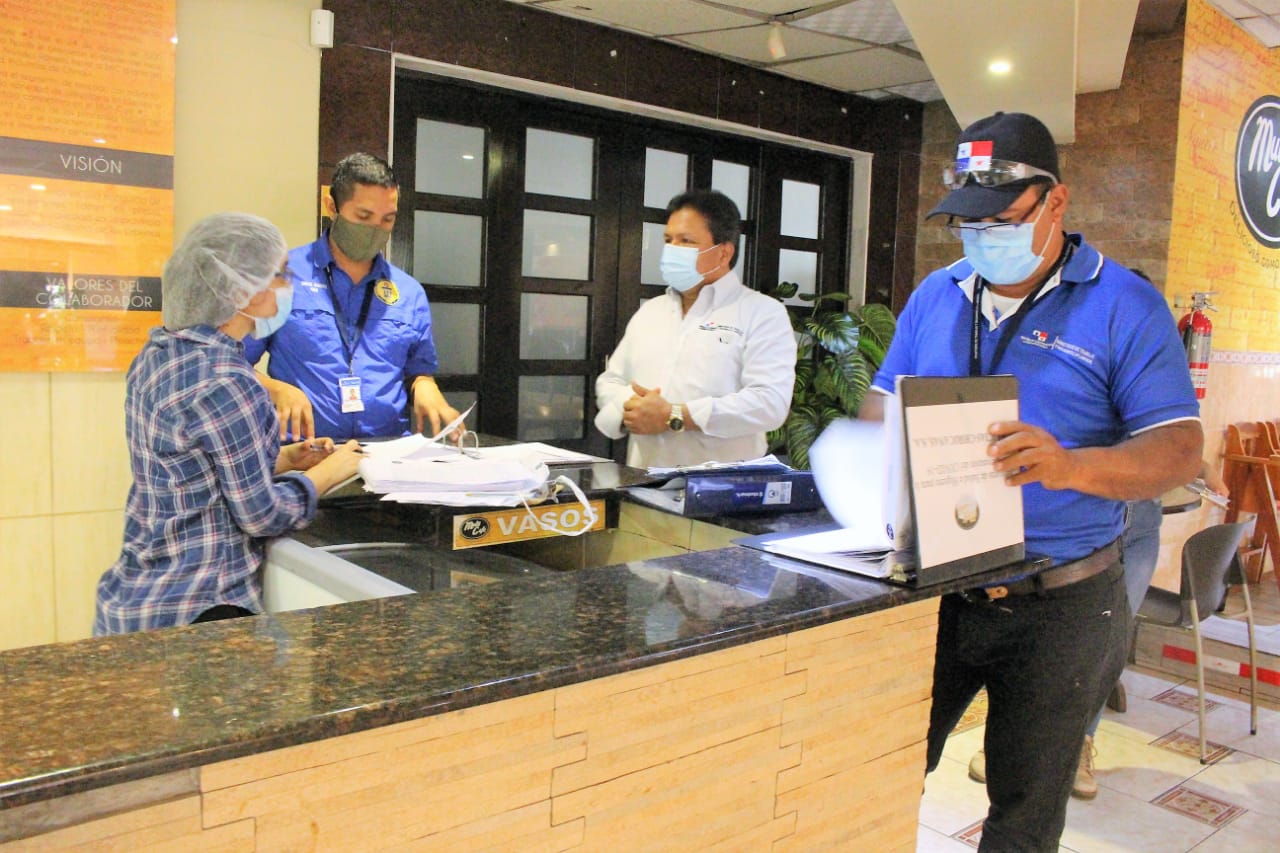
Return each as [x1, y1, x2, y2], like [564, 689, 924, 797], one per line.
[339, 376, 364, 413]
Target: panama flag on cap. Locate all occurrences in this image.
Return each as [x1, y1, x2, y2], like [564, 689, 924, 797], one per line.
[956, 140, 993, 173]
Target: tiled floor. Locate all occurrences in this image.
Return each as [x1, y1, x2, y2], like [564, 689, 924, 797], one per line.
[918, 575, 1280, 852]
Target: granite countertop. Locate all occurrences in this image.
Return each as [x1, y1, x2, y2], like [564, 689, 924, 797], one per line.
[0, 534, 1017, 810]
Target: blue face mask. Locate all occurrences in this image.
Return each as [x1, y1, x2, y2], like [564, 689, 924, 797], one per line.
[659, 243, 720, 292]
[959, 196, 1050, 285]
[242, 284, 292, 339]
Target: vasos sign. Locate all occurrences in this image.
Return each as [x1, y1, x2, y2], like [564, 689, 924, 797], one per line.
[1236, 95, 1280, 248]
[451, 499, 606, 549]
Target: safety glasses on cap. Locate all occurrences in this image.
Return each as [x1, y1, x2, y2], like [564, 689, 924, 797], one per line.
[943, 158, 1057, 190]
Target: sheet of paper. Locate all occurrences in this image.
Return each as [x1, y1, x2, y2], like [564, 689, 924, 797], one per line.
[898, 378, 1022, 571]
[808, 419, 896, 551]
[430, 401, 477, 440]
[646, 455, 789, 477]
[474, 442, 600, 465]
[758, 527, 896, 579]
[623, 485, 686, 515]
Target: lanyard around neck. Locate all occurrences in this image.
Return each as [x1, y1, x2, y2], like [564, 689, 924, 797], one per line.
[967, 239, 1074, 377]
[324, 263, 377, 371]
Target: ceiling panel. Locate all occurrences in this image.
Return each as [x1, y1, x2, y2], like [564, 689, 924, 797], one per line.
[1207, 0, 1280, 48]
[792, 0, 913, 45]
[774, 46, 930, 92]
[539, 0, 759, 37]
[894, 0, 1079, 140]
[508, 0, 1177, 143]
[1078, 0, 1141, 93]
[675, 23, 871, 65]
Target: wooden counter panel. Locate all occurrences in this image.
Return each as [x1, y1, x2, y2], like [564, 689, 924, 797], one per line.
[778, 597, 938, 850]
[4, 600, 940, 851]
[0, 796, 252, 852]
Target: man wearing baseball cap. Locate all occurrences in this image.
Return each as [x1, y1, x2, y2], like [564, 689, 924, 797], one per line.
[860, 112, 1202, 849]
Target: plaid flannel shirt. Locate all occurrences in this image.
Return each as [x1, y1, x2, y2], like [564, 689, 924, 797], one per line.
[95, 326, 317, 635]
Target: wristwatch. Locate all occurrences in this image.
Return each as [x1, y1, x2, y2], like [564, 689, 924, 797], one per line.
[667, 404, 685, 433]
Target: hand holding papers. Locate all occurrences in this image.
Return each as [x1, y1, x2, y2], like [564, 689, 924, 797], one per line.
[430, 401, 476, 442]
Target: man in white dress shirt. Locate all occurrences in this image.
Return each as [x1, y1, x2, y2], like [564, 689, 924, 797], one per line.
[595, 190, 796, 468]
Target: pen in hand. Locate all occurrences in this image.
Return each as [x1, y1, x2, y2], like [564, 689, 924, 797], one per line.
[306, 441, 363, 455]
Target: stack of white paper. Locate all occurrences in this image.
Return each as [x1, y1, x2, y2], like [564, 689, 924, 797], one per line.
[360, 435, 598, 467]
[358, 441, 550, 507]
[359, 456, 547, 493]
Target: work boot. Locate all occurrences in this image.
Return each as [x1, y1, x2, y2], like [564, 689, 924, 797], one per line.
[968, 749, 986, 783]
[1073, 735, 1098, 799]
[1106, 680, 1127, 713]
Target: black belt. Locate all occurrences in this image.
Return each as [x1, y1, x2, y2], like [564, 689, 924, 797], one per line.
[959, 538, 1121, 603]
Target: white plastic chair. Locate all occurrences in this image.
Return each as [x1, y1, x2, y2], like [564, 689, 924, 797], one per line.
[1135, 521, 1257, 763]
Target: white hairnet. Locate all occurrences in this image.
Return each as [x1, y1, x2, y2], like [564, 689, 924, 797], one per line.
[161, 212, 287, 330]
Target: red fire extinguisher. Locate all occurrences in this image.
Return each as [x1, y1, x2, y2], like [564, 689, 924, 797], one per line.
[1178, 292, 1215, 400]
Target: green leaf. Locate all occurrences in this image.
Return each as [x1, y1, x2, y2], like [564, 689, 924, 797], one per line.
[783, 405, 824, 470]
[814, 351, 870, 414]
[811, 292, 852, 306]
[766, 425, 787, 453]
[793, 358, 815, 399]
[803, 312, 859, 355]
[852, 303, 896, 368]
[769, 281, 800, 300]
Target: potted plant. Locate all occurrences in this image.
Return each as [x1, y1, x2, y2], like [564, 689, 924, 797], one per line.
[766, 284, 896, 469]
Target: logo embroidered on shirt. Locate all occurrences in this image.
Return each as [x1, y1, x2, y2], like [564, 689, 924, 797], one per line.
[698, 322, 743, 335]
[1020, 329, 1097, 364]
[374, 279, 399, 305]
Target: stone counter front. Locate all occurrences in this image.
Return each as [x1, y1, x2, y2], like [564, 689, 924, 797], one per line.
[0, 539, 1000, 850]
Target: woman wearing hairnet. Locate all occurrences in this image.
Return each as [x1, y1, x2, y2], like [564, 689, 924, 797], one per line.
[94, 213, 363, 634]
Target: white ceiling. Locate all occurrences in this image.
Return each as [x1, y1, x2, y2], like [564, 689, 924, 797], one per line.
[1208, 0, 1280, 47]
[504, 0, 1194, 143]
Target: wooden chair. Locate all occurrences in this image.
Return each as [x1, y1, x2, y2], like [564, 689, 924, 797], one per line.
[1222, 422, 1280, 589]
[1266, 419, 1280, 456]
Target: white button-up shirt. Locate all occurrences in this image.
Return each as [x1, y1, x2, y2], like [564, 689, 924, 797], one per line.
[595, 271, 796, 468]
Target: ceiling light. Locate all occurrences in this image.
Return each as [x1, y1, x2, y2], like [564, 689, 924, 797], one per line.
[461, 154, 475, 160]
[0, 204, 12, 212]
[768, 22, 787, 60]
[30, 184, 46, 191]
[989, 60, 1012, 74]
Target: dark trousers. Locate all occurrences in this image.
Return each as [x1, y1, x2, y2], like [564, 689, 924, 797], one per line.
[925, 559, 1127, 852]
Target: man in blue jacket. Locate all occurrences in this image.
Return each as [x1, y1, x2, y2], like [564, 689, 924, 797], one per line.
[245, 153, 460, 441]
[860, 112, 1202, 850]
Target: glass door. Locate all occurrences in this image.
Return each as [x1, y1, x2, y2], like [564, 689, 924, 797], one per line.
[393, 71, 851, 461]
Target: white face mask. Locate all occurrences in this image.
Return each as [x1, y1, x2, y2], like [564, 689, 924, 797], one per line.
[959, 196, 1050, 285]
[659, 243, 720, 292]
[238, 284, 292, 339]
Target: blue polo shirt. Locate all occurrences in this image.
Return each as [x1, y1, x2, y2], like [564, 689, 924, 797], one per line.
[873, 234, 1199, 565]
[244, 235, 439, 439]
